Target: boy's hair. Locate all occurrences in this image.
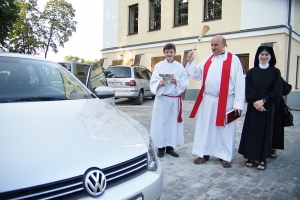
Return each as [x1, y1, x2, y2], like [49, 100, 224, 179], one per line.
[163, 43, 176, 52]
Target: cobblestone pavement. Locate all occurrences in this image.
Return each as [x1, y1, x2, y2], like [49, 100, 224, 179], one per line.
[115, 99, 300, 200]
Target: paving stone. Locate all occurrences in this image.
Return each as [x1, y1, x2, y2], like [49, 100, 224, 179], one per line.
[269, 192, 286, 200]
[116, 100, 300, 200]
[208, 193, 229, 200]
[226, 193, 243, 199]
[249, 188, 262, 195]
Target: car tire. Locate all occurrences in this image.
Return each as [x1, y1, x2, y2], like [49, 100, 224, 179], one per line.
[151, 95, 155, 100]
[134, 91, 144, 105]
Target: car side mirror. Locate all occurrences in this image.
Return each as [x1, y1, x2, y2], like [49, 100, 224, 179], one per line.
[94, 86, 115, 99]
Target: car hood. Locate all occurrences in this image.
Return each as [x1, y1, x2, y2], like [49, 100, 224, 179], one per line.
[0, 99, 148, 192]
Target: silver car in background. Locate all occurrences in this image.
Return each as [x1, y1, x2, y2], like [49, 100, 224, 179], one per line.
[0, 52, 162, 200]
[105, 65, 155, 105]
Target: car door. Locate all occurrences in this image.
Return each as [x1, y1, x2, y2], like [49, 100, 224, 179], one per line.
[86, 62, 115, 105]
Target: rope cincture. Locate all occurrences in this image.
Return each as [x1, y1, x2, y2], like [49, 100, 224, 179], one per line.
[162, 94, 183, 123]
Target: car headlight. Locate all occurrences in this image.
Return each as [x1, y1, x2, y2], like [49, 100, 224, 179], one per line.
[117, 110, 158, 171]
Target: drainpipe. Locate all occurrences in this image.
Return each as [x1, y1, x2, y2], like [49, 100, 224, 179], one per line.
[285, 0, 292, 103]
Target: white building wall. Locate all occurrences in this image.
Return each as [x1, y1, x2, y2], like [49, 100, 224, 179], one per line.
[103, 0, 119, 49]
[241, 0, 288, 29]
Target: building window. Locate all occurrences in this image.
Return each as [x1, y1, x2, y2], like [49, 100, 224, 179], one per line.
[129, 4, 139, 35]
[236, 54, 249, 75]
[174, 0, 188, 26]
[112, 59, 133, 66]
[204, 0, 222, 21]
[149, 0, 161, 31]
[112, 60, 123, 65]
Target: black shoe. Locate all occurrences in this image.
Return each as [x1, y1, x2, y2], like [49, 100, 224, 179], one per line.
[166, 149, 179, 157]
[157, 147, 165, 158]
[204, 155, 210, 160]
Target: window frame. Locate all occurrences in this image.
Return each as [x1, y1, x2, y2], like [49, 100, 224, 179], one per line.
[236, 54, 249, 75]
[149, 0, 161, 31]
[174, 0, 189, 27]
[204, 0, 222, 21]
[129, 4, 139, 35]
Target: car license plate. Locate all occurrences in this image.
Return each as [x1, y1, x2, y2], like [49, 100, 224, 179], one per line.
[110, 82, 121, 86]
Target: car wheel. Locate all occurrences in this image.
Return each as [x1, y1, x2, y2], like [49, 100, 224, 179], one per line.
[134, 91, 144, 105]
[151, 95, 155, 100]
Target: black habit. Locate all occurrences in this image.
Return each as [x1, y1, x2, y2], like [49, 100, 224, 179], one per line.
[272, 78, 292, 149]
[238, 46, 282, 162]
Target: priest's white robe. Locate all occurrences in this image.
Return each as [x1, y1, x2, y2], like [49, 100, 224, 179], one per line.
[185, 52, 245, 161]
[150, 59, 188, 148]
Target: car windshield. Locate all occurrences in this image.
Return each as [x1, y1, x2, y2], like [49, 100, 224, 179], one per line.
[0, 56, 93, 102]
[58, 62, 72, 71]
[105, 67, 131, 78]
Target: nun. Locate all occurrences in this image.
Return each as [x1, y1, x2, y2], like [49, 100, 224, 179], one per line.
[238, 45, 282, 170]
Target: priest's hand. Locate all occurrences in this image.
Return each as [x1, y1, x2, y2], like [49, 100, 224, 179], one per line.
[236, 109, 242, 117]
[187, 51, 195, 63]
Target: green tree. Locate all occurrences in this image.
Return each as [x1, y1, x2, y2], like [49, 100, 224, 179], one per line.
[40, 0, 77, 58]
[0, 0, 20, 49]
[64, 55, 83, 63]
[7, 0, 41, 55]
[84, 59, 100, 65]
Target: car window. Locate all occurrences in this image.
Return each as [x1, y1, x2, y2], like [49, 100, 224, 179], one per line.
[141, 68, 150, 80]
[147, 69, 152, 79]
[0, 57, 92, 101]
[134, 67, 142, 79]
[58, 62, 71, 71]
[43, 65, 65, 92]
[76, 64, 90, 84]
[77, 64, 89, 76]
[105, 67, 131, 78]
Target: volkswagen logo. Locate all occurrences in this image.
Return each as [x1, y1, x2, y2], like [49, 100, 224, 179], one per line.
[84, 169, 107, 197]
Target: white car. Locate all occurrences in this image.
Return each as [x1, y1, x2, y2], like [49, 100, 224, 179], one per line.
[0, 52, 162, 200]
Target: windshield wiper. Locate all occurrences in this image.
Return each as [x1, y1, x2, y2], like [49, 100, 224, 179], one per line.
[0, 96, 70, 102]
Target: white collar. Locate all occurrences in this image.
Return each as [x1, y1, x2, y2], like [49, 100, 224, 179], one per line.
[259, 63, 269, 69]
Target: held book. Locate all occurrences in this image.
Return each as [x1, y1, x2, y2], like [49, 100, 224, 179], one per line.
[159, 74, 174, 84]
[226, 109, 240, 124]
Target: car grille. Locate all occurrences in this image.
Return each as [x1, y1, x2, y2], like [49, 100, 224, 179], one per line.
[0, 153, 148, 200]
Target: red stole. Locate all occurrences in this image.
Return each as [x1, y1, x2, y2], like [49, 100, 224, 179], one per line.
[189, 52, 233, 126]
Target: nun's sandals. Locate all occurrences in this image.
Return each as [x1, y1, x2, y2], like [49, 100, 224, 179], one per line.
[270, 149, 277, 158]
[245, 160, 255, 167]
[257, 161, 267, 170]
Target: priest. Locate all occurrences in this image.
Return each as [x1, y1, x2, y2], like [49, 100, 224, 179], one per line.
[185, 35, 245, 168]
